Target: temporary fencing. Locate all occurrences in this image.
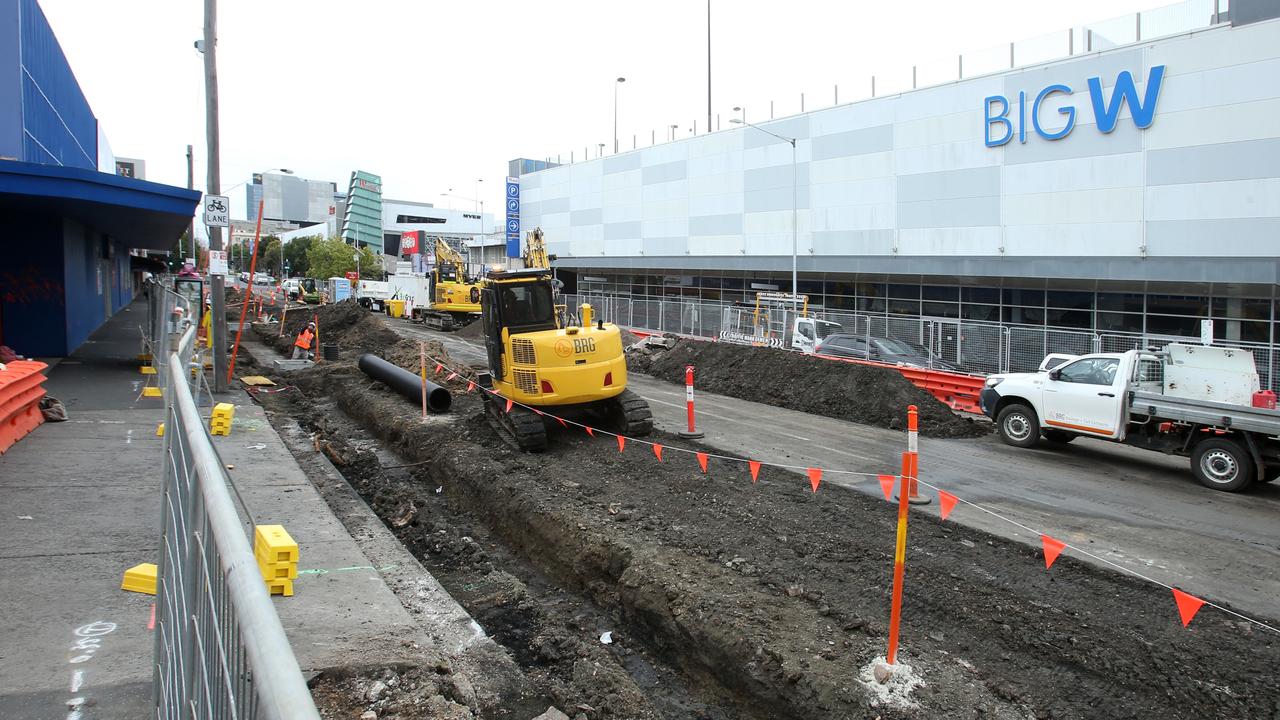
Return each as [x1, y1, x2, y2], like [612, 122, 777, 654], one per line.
[418, 349, 1280, 640]
[0, 359, 49, 454]
[147, 286, 320, 719]
[569, 292, 1280, 392]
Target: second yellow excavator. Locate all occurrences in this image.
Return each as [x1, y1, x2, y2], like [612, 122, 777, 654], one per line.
[412, 236, 484, 331]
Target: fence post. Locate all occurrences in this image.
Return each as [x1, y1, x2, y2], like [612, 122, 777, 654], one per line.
[883, 404, 919, 676]
[679, 365, 705, 439]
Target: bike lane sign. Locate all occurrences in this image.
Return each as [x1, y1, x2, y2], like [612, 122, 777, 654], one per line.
[203, 195, 229, 227]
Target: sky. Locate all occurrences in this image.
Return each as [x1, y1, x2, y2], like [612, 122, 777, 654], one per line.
[39, 0, 1162, 239]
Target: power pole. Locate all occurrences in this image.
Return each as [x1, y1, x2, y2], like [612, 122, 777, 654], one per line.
[203, 0, 228, 392]
[185, 144, 193, 263]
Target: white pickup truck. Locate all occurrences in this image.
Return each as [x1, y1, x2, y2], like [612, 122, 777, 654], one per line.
[980, 343, 1280, 492]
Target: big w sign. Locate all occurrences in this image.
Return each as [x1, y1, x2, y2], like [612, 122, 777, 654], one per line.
[984, 65, 1165, 147]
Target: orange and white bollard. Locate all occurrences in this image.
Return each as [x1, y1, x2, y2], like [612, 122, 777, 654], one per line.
[882, 404, 921, 675]
[900, 406, 930, 505]
[678, 365, 704, 439]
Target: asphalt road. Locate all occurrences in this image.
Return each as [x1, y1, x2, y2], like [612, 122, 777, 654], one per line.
[387, 320, 1280, 622]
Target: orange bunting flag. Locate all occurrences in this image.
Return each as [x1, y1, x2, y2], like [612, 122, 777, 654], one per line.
[748, 460, 761, 483]
[806, 467, 822, 493]
[505, 398, 513, 413]
[557, 417, 567, 427]
[585, 426, 594, 437]
[938, 490, 958, 521]
[616, 435, 626, 453]
[534, 409, 544, 416]
[696, 452, 709, 473]
[878, 474, 895, 501]
[466, 381, 475, 392]
[1041, 534, 1066, 569]
[653, 444, 664, 461]
[446, 372, 458, 381]
[434, 363, 443, 374]
[1172, 588, 1206, 628]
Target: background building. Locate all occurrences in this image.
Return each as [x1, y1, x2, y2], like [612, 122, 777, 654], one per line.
[0, 0, 198, 356]
[245, 170, 339, 226]
[342, 170, 384, 252]
[517, 1, 1280, 384]
[381, 198, 494, 255]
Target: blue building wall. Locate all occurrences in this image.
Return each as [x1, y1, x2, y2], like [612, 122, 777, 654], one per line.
[0, 212, 67, 356]
[0, 0, 97, 169]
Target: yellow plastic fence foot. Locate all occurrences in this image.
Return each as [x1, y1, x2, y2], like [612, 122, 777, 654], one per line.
[121, 562, 157, 595]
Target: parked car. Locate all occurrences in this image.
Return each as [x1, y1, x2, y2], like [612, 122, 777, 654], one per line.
[238, 271, 251, 283]
[815, 333, 958, 371]
[282, 279, 301, 300]
[253, 272, 273, 285]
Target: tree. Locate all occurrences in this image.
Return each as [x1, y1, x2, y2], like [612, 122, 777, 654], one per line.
[258, 236, 283, 279]
[283, 235, 316, 278]
[305, 236, 383, 281]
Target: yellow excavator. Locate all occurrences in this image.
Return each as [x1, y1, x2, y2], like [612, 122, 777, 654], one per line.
[414, 237, 483, 330]
[478, 266, 652, 451]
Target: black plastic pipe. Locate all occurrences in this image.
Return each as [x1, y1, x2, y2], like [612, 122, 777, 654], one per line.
[357, 353, 452, 413]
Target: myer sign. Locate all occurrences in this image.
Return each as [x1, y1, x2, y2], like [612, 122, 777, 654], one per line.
[984, 65, 1165, 147]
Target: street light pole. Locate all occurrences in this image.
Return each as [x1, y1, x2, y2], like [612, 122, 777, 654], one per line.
[731, 110, 799, 319]
[614, 77, 626, 153]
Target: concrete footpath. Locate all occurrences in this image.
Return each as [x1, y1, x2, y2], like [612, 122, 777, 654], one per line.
[0, 298, 477, 719]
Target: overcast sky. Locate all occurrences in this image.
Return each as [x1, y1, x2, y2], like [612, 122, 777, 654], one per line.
[41, 0, 1161, 236]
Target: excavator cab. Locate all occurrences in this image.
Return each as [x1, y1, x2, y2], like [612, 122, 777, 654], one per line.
[479, 267, 652, 451]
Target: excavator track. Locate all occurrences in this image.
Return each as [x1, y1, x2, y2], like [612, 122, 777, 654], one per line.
[483, 393, 548, 452]
[604, 389, 653, 437]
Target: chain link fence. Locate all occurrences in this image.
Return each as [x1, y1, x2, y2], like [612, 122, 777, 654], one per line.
[568, 291, 1280, 391]
[146, 283, 320, 720]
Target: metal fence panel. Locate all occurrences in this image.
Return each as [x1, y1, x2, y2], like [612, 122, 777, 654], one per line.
[150, 290, 320, 720]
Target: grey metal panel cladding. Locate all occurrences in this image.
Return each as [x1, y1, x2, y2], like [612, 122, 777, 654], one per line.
[898, 195, 1000, 228]
[521, 201, 540, 218]
[604, 153, 642, 174]
[1147, 138, 1280, 185]
[810, 124, 893, 161]
[744, 163, 810, 192]
[642, 236, 686, 255]
[688, 213, 743, 236]
[541, 197, 570, 214]
[1004, 124, 1141, 164]
[605, 221, 641, 240]
[641, 160, 687, 184]
[1147, 218, 1280, 253]
[745, 187, 812, 212]
[742, 116, 811, 149]
[1232, 0, 1280, 25]
[812, 230, 895, 254]
[570, 208, 602, 226]
[1003, 49, 1142, 96]
[521, 173, 542, 190]
[897, 167, 1001, 202]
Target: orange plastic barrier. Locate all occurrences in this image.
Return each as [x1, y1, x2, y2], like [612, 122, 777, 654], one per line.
[0, 360, 49, 455]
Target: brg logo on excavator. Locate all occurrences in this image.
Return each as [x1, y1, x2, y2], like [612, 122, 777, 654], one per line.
[573, 338, 597, 354]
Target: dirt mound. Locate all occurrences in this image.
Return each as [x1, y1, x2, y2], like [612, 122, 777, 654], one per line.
[261, 365, 1280, 720]
[453, 319, 486, 340]
[278, 299, 401, 352]
[630, 339, 987, 439]
[618, 328, 641, 348]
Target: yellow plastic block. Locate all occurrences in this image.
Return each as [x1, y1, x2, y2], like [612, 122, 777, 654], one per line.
[140, 366, 157, 375]
[156, 423, 165, 437]
[254, 524, 299, 564]
[121, 562, 157, 595]
[142, 387, 163, 398]
[212, 402, 235, 420]
[265, 578, 294, 597]
[257, 558, 299, 581]
[210, 426, 230, 437]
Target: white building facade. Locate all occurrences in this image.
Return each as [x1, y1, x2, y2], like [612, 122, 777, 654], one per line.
[517, 5, 1280, 381]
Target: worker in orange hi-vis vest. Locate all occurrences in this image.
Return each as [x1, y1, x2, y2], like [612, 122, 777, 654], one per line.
[292, 322, 316, 360]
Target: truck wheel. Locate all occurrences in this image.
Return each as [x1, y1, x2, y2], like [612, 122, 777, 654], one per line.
[996, 404, 1039, 448]
[1191, 438, 1254, 492]
[1043, 429, 1075, 444]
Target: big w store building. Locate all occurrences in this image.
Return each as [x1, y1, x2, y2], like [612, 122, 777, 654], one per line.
[516, 1, 1280, 385]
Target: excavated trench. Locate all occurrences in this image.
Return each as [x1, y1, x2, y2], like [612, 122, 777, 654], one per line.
[238, 307, 1280, 720]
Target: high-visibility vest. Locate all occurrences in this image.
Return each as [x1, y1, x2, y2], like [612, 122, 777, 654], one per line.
[295, 328, 314, 350]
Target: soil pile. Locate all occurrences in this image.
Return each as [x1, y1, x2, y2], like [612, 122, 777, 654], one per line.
[280, 299, 401, 350]
[453, 319, 486, 341]
[631, 339, 988, 439]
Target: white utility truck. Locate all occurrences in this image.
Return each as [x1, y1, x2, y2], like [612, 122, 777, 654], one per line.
[980, 343, 1280, 492]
